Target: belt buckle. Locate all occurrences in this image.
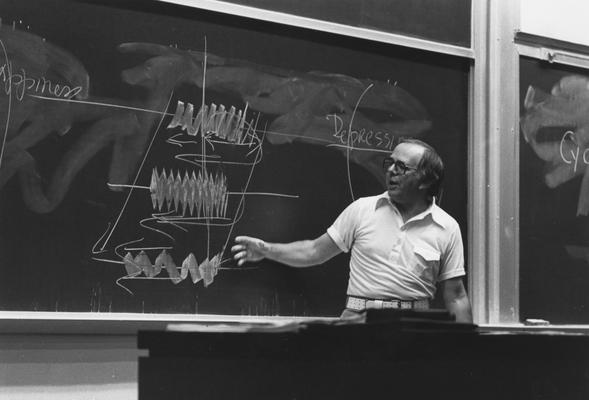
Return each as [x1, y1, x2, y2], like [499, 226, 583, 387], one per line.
[366, 299, 383, 309]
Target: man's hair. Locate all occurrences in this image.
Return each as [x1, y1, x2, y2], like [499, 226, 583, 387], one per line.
[399, 138, 444, 201]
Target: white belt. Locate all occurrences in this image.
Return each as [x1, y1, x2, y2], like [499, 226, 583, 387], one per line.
[346, 296, 430, 311]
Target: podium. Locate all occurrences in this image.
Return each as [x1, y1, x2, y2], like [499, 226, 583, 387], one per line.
[138, 311, 589, 399]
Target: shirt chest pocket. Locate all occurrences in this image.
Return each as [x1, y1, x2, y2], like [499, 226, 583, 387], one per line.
[411, 245, 441, 282]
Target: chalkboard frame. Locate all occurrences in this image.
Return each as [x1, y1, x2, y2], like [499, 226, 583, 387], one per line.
[160, 0, 475, 58]
[174, 0, 473, 48]
[0, 0, 473, 332]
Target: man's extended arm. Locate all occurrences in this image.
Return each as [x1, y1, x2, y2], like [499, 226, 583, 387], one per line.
[441, 277, 473, 323]
[231, 233, 342, 267]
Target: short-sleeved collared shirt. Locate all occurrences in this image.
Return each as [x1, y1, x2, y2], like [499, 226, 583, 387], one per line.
[327, 192, 465, 300]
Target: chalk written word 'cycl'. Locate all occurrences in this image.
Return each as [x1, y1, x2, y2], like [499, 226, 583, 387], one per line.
[560, 130, 589, 173]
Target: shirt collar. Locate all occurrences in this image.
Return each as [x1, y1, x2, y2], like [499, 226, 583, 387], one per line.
[375, 192, 446, 229]
[375, 192, 392, 210]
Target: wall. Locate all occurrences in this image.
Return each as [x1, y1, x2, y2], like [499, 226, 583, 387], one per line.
[520, 0, 589, 46]
[0, 335, 140, 400]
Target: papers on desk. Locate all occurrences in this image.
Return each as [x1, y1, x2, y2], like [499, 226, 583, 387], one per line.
[166, 321, 300, 333]
[166, 316, 349, 333]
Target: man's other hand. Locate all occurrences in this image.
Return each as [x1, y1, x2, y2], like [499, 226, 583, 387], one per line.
[231, 236, 269, 266]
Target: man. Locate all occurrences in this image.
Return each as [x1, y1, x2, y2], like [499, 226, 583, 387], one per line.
[231, 139, 473, 323]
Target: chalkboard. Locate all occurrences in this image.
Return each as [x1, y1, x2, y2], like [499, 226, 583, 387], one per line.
[520, 57, 589, 324]
[0, 0, 469, 317]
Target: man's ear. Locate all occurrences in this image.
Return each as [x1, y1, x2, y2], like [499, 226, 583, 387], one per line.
[418, 175, 433, 191]
[418, 172, 437, 193]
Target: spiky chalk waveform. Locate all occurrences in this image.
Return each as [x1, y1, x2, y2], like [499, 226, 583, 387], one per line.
[167, 101, 249, 143]
[149, 168, 229, 218]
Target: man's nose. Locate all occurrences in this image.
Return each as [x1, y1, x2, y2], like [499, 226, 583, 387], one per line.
[387, 167, 400, 176]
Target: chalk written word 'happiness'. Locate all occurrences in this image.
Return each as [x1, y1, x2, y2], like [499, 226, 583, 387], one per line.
[328, 114, 399, 151]
[0, 62, 84, 101]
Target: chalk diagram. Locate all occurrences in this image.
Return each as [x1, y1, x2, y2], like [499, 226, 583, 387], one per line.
[92, 95, 277, 293]
[0, 23, 431, 295]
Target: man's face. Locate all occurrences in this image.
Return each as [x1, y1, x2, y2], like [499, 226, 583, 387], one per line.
[384, 143, 425, 204]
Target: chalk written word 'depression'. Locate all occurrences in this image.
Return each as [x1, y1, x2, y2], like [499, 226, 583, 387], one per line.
[328, 113, 399, 151]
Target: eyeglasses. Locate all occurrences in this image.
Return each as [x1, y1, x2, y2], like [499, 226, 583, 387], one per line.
[382, 157, 418, 175]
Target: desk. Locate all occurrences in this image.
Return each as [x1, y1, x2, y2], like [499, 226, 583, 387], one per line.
[138, 314, 589, 399]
